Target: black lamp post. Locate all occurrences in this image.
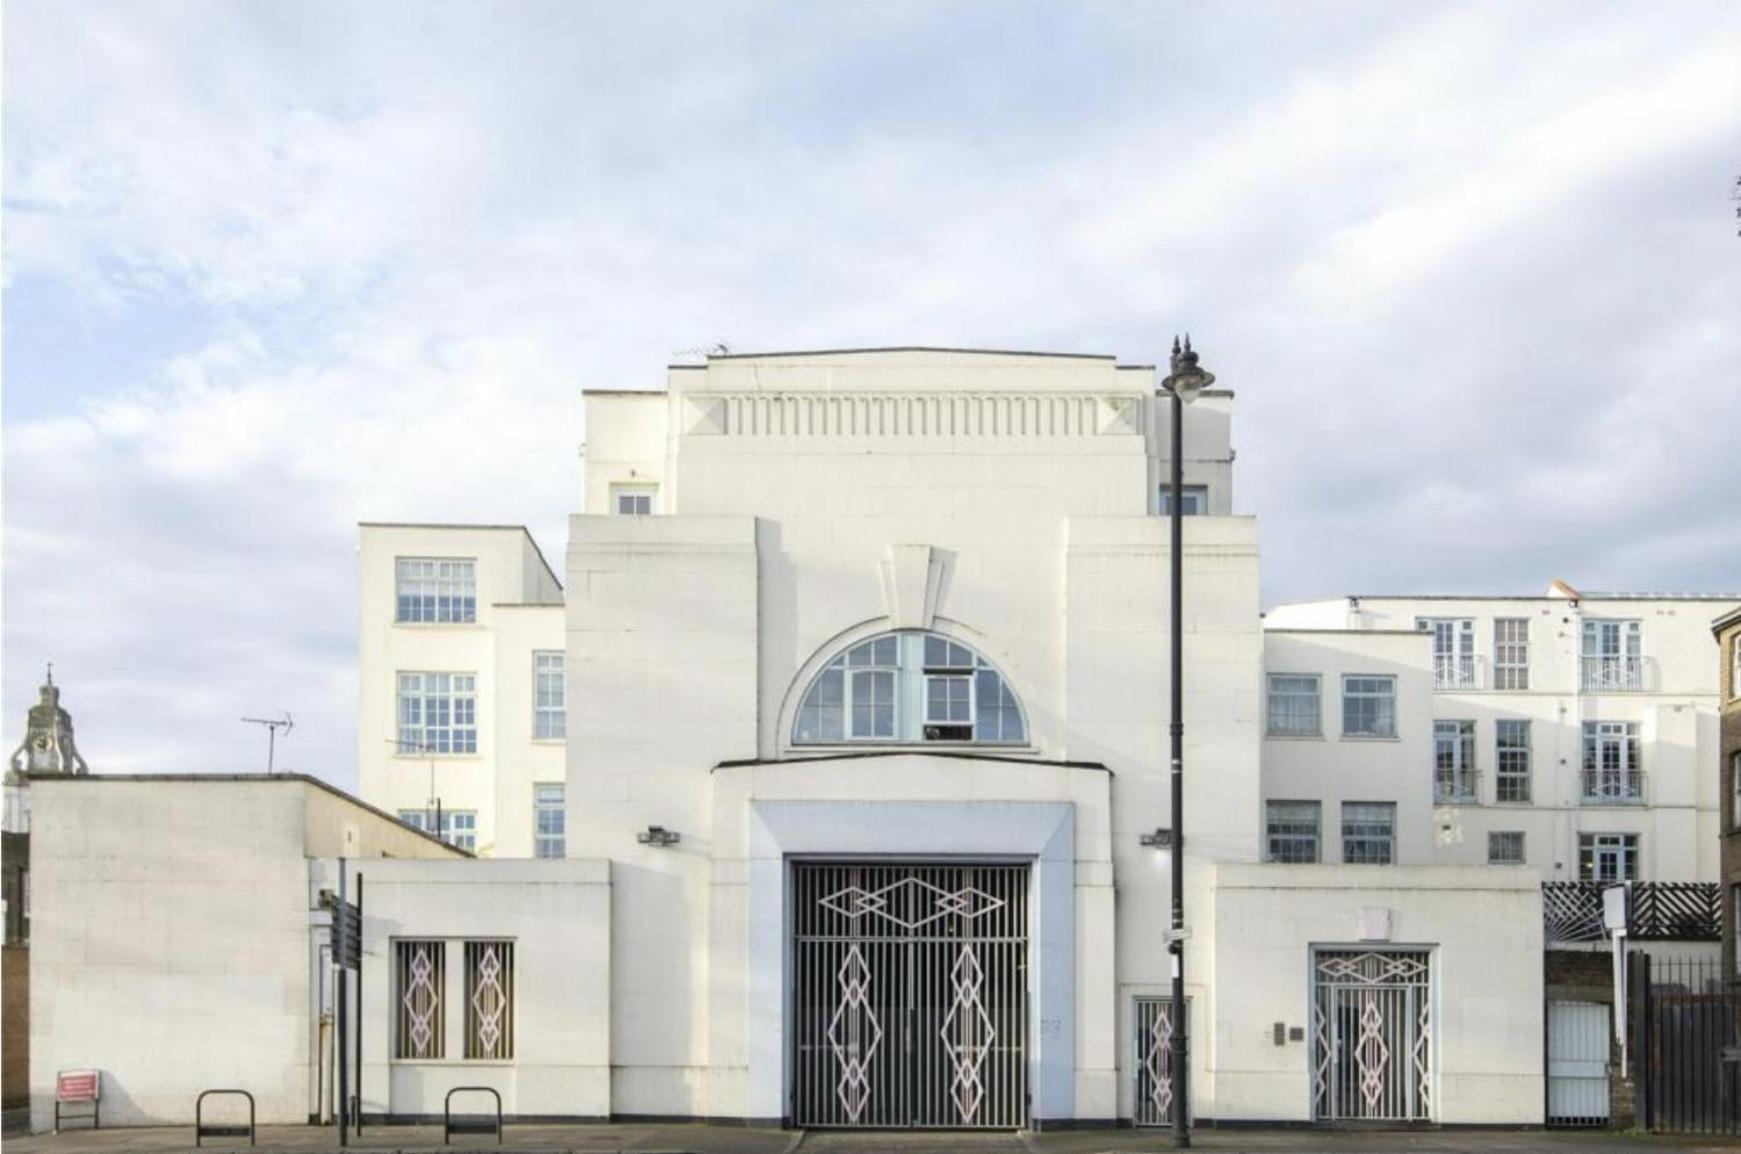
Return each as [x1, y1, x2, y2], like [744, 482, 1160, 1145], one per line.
[1162, 334, 1213, 1147]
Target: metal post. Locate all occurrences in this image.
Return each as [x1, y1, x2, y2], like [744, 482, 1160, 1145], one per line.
[355, 872, 363, 1135]
[1168, 382, 1190, 1147]
[337, 859, 348, 1147]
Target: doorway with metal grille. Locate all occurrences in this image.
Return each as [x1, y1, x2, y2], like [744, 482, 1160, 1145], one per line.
[1311, 948, 1433, 1122]
[792, 862, 1028, 1128]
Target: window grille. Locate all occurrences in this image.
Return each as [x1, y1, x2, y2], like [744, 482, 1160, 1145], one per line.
[1342, 802, 1396, 864]
[533, 784, 565, 859]
[395, 940, 446, 1059]
[1579, 833, 1638, 882]
[1432, 720, 1477, 803]
[1266, 801, 1320, 863]
[533, 652, 566, 740]
[1493, 618, 1529, 690]
[1495, 719, 1531, 803]
[793, 631, 1027, 747]
[395, 558, 476, 624]
[397, 672, 478, 755]
[1267, 675, 1321, 737]
[1341, 676, 1397, 738]
[464, 941, 515, 1060]
[1488, 831, 1525, 865]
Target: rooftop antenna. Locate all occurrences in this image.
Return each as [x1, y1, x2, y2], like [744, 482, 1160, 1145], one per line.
[241, 714, 294, 774]
[383, 736, 443, 843]
[671, 342, 732, 359]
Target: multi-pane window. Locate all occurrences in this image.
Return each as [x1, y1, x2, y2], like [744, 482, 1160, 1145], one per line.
[1488, 831, 1526, 865]
[1732, 751, 1741, 831]
[793, 631, 1026, 746]
[1266, 675, 1321, 737]
[533, 652, 566, 740]
[1266, 801, 1320, 863]
[394, 940, 446, 1059]
[1341, 675, 1397, 738]
[1732, 638, 1741, 700]
[1495, 719, 1532, 803]
[1581, 721, 1643, 804]
[1158, 485, 1208, 516]
[1493, 618, 1530, 691]
[1417, 618, 1476, 689]
[1433, 720, 1477, 803]
[533, 784, 565, 859]
[464, 941, 515, 1060]
[398, 808, 478, 851]
[1342, 802, 1396, 864]
[397, 672, 478, 754]
[1579, 833, 1638, 882]
[1582, 618, 1642, 691]
[396, 558, 477, 624]
[612, 484, 657, 515]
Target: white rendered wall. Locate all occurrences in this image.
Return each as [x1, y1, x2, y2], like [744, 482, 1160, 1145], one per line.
[1208, 863, 1544, 1124]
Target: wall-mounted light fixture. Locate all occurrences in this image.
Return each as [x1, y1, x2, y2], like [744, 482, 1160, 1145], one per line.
[1138, 828, 1173, 848]
[637, 825, 681, 848]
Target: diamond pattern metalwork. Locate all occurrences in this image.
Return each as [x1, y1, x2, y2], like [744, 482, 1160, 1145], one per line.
[819, 878, 1005, 930]
[1144, 1002, 1174, 1122]
[825, 945, 882, 1123]
[940, 945, 995, 1123]
[402, 943, 439, 1057]
[470, 943, 508, 1055]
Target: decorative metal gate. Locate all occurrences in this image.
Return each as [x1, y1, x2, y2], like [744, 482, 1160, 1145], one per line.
[792, 862, 1028, 1128]
[1133, 997, 1183, 1127]
[1547, 1001, 1610, 1126]
[1311, 949, 1432, 1122]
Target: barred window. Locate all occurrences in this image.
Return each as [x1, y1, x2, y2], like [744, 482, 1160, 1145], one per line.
[394, 940, 446, 1059]
[1493, 618, 1529, 690]
[1496, 719, 1531, 803]
[397, 672, 478, 755]
[465, 941, 515, 1060]
[1341, 675, 1397, 738]
[533, 783, 565, 859]
[1488, 831, 1525, 865]
[395, 558, 476, 624]
[1266, 675, 1321, 737]
[1266, 801, 1320, 863]
[533, 652, 566, 740]
[1342, 802, 1396, 864]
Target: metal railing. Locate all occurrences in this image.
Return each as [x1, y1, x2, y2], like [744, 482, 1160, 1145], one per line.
[195, 1090, 255, 1147]
[1431, 656, 1481, 691]
[1582, 655, 1645, 692]
[1543, 882, 1719, 944]
[1432, 769, 1481, 805]
[1579, 769, 1646, 805]
[443, 1087, 502, 1145]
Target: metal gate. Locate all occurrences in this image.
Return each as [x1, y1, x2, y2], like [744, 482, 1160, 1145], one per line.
[1311, 949, 1432, 1122]
[1133, 997, 1183, 1127]
[1547, 1001, 1610, 1126]
[792, 862, 1028, 1128]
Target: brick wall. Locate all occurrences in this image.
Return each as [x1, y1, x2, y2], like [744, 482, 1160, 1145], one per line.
[1719, 621, 1741, 981]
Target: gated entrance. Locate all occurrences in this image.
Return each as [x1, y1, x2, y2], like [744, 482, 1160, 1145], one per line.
[1311, 949, 1433, 1122]
[1133, 997, 1182, 1127]
[792, 862, 1028, 1128]
[1547, 1001, 1611, 1126]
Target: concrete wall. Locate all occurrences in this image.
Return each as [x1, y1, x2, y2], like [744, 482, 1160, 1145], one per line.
[1210, 863, 1544, 1124]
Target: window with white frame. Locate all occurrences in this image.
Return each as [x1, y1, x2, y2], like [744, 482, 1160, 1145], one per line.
[1341, 675, 1397, 738]
[1342, 802, 1396, 864]
[397, 808, 478, 851]
[1581, 618, 1642, 690]
[1581, 721, 1643, 804]
[1417, 617, 1475, 689]
[396, 558, 477, 624]
[533, 783, 565, 859]
[464, 941, 515, 1060]
[1158, 484, 1208, 516]
[1732, 751, 1741, 831]
[1266, 675, 1321, 737]
[1732, 636, 1741, 700]
[612, 484, 657, 515]
[1579, 833, 1638, 882]
[1488, 831, 1525, 865]
[397, 672, 478, 754]
[1493, 618, 1529, 691]
[1266, 800, 1320, 863]
[791, 631, 1027, 746]
[1495, 719, 1531, 803]
[533, 651, 566, 740]
[1433, 720, 1477, 803]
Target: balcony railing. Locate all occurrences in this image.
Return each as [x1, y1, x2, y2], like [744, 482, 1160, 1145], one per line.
[1579, 768, 1646, 805]
[1431, 655, 1481, 691]
[1581, 655, 1644, 692]
[1433, 768, 1480, 805]
[1543, 881, 1719, 944]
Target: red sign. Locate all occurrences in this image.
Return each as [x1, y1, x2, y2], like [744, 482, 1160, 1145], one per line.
[57, 1070, 99, 1102]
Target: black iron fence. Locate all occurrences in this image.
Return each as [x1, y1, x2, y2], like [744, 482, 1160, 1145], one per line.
[1633, 955, 1741, 1135]
[1544, 882, 1719, 945]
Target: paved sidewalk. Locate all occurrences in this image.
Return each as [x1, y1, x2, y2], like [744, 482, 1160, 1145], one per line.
[8, 1125, 1741, 1154]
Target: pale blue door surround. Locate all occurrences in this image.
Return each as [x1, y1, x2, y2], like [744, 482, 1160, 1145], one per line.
[747, 800, 1076, 1125]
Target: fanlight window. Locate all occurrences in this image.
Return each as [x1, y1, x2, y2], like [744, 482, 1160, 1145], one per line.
[793, 631, 1027, 746]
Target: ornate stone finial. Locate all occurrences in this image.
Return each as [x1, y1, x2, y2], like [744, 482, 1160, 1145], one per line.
[1171, 334, 1201, 376]
[9, 665, 88, 778]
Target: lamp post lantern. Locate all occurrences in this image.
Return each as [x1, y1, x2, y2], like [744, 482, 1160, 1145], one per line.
[1161, 334, 1213, 1147]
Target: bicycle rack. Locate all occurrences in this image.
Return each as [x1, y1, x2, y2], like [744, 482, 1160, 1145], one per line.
[443, 1086, 502, 1145]
[195, 1089, 256, 1147]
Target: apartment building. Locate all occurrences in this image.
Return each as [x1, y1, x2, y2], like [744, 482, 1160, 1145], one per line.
[1717, 606, 1741, 975]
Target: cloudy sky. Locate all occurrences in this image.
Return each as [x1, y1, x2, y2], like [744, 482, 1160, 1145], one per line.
[4, 1, 1738, 785]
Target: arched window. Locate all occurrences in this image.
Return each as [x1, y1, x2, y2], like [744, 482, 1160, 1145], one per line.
[792, 631, 1027, 746]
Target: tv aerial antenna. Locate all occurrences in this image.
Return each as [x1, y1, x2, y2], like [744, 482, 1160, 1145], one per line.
[241, 714, 294, 774]
[671, 342, 732, 359]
